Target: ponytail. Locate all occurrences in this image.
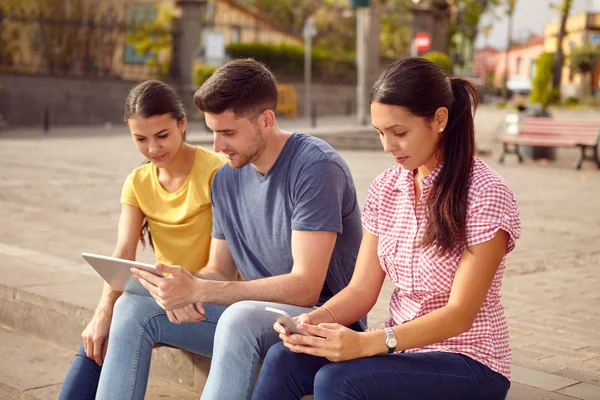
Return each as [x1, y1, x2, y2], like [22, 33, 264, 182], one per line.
[370, 58, 481, 253]
[421, 77, 479, 253]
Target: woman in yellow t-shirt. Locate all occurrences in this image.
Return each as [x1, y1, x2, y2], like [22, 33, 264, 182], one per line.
[58, 80, 225, 400]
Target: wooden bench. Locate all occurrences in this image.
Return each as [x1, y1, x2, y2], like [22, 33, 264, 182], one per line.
[498, 117, 600, 169]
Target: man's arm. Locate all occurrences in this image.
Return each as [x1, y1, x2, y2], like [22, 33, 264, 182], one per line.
[195, 238, 238, 281]
[194, 230, 336, 307]
[134, 229, 337, 310]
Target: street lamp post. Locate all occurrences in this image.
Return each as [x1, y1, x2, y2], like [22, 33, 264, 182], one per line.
[356, 6, 368, 125]
[504, 0, 517, 100]
[352, 0, 373, 125]
[303, 17, 316, 121]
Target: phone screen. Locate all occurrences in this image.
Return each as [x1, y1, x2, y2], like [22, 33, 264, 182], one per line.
[276, 315, 309, 336]
[265, 307, 309, 336]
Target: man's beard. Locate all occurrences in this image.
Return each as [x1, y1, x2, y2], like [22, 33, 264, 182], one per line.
[229, 128, 266, 169]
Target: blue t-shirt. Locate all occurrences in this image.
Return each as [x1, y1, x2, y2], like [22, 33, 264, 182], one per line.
[211, 133, 366, 329]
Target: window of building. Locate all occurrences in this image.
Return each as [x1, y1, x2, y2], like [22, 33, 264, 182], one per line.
[230, 25, 241, 43]
[516, 56, 522, 75]
[124, 3, 157, 64]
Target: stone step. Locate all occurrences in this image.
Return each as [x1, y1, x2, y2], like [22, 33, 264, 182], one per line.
[0, 263, 211, 394]
[0, 325, 199, 400]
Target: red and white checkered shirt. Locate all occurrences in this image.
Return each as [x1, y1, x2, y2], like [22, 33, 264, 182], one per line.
[362, 158, 520, 379]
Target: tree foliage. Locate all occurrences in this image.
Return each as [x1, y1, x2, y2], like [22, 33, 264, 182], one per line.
[569, 44, 600, 95]
[448, 0, 501, 68]
[240, 0, 412, 59]
[530, 52, 555, 110]
[570, 44, 600, 75]
[125, 3, 175, 79]
[1, 0, 125, 76]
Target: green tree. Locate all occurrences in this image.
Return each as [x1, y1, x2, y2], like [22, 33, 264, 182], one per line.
[241, 0, 320, 34]
[380, 0, 411, 58]
[449, 0, 501, 70]
[569, 44, 600, 96]
[551, 0, 574, 91]
[2, 0, 124, 76]
[125, 3, 175, 79]
[530, 52, 555, 110]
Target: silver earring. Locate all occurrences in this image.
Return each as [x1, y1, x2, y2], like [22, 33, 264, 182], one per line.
[439, 128, 444, 132]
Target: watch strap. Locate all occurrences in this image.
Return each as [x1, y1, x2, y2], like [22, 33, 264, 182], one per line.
[384, 327, 397, 354]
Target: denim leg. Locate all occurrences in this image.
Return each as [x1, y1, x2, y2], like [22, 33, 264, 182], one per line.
[95, 293, 227, 400]
[313, 352, 511, 400]
[252, 341, 329, 400]
[200, 301, 314, 400]
[57, 343, 102, 400]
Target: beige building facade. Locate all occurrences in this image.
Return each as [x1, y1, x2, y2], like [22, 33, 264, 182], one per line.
[544, 12, 600, 95]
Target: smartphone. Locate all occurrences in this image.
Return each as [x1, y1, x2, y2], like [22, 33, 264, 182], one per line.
[265, 307, 309, 336]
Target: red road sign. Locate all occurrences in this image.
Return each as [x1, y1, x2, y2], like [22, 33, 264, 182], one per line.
[414, 31, 432, 53]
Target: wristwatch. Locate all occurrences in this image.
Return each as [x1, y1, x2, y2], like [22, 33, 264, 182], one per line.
[384, 327, 398, 354]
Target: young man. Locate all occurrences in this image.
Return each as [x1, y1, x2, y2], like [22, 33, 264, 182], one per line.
[95, 59, 366, 400]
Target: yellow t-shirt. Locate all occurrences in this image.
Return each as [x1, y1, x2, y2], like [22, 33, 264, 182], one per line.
[121, 147, 226, 272]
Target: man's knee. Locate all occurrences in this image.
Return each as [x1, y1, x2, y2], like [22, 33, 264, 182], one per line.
[216, 301, 266, 335]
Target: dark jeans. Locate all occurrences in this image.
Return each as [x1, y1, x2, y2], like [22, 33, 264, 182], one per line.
[252, 342, 510, 400]
[58, 343, 100, 400]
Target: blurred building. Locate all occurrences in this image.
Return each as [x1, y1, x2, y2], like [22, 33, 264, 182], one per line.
[0, 0, 303, 81]
[123, 0, 304, 80]
[473, 35, 544, 92]
[544, 11, 600, 96]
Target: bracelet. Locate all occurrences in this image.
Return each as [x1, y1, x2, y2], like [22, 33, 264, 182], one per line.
[321, 305, 337, 323]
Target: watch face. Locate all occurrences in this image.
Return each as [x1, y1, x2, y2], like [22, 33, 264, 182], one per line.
[388, 337, 398, 348]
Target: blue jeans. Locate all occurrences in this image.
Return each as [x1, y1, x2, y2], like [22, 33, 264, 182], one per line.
[252, 342, 511, 400]
[58, 294, 315, 400]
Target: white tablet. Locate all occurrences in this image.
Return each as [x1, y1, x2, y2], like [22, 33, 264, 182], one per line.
[81, 252, 163, 297]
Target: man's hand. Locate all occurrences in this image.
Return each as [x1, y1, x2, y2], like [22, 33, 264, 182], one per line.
[132, 263, 202, 310]
[166, 302, 206, 324]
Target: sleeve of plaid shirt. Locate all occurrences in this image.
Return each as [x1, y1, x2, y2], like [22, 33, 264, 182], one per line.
[465, 183, 521, 253]
[361, 174, 382, 236]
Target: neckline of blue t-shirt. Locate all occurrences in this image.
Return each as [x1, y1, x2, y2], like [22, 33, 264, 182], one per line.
[250, 132, 300, 182]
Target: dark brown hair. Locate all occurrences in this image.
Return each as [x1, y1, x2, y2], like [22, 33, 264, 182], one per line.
[124, 80, 187, 249]
[193, 58, 278, 118]
[370, 57, 479, 253]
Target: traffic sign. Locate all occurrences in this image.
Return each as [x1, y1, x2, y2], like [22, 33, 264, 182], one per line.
[414, 31, 432, 54]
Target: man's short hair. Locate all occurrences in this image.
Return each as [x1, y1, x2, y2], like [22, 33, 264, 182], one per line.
[194, 58, 278, 118]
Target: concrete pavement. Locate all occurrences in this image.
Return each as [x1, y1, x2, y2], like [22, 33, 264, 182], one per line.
[1, 107, 600, 398]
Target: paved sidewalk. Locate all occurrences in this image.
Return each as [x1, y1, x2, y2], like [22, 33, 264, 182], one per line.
[1, 116, 600, 398]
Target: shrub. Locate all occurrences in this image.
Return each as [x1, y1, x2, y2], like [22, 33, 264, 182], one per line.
[421, 51, 452, 75]
[193, 65, 217, 88]
[564, 96, 579, 107]
[226, 42, 356, 83]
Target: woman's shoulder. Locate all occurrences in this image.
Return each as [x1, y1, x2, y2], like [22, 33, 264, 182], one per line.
[194, 146, 227, 169]
[127, 162, 153, 183]
[372, 165, 404, 189]
[468, 158, 516, 201]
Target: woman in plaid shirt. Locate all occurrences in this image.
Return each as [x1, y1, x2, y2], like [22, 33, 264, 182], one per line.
[252, 57, 520, 400]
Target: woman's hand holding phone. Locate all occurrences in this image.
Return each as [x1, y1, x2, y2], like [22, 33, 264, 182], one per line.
[274, 312, 312, 336]
[271, 307, 369, 362]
